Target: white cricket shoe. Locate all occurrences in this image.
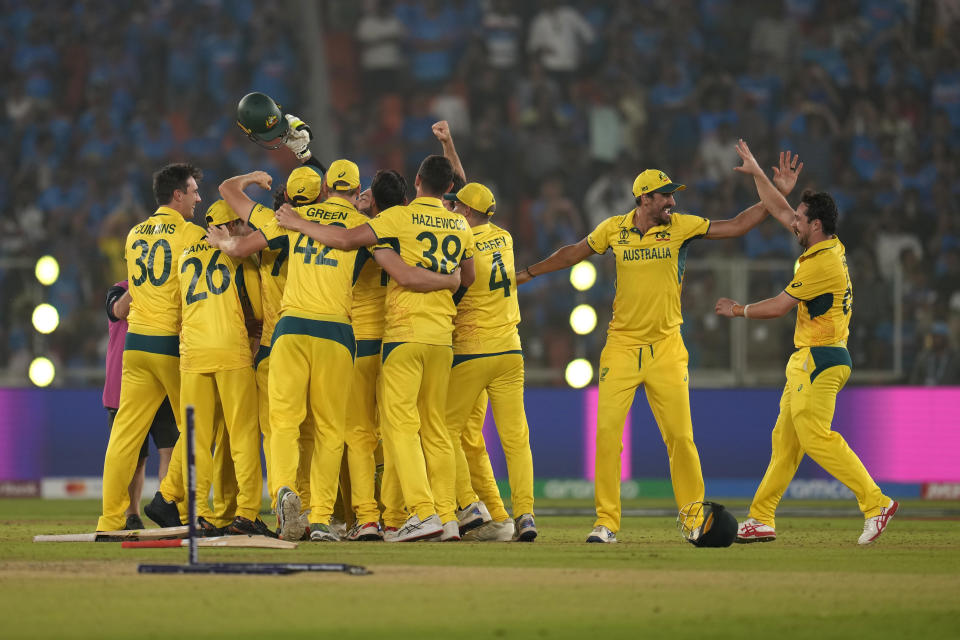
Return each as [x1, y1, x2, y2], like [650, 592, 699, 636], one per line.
[382, 526, 399, 542]
[440, 520, 461, 542]
[586, 525, 617, 543]
[391, 514, 443, 542]
[463, 519, 515, 542]
[309, 523, 341, 542]
[858, 499, 899, 545]
[345, 521, 383, 541]
[329, 516, 348, 538]
[457, 501, 491, 535]
[276, 486, 305, 542]
[514, 513, 538, 542]
[736, 517, 776, 544]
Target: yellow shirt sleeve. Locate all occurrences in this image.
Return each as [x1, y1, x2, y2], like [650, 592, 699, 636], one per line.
[367, 206, 404, 254]
[587, 217, 615, 254]
[786, 257, 832, 301]
[461, 226, 475, 260]
[673, 213, 711, 240]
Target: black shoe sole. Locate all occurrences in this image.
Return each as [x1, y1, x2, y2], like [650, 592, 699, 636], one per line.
[734, 536, 776, 544]
[516, 530, 538, 542]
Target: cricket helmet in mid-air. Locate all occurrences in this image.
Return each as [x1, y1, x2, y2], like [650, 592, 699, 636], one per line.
[236, 92, 288, 148]
[677, 501, 738, 548]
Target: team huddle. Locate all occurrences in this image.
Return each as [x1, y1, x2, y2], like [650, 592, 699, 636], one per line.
[96, 92, 897, 547]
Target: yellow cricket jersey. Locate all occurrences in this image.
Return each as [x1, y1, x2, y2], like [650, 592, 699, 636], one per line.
[248, 203, 291, 347]
[125, 206, 191, 335]
[366, 197, 474, 345]
[176, 224, 252, 373]
[587, 211, 710, 346]
[351, 247, 388, 340]
[453, 222, 521, 354]
[255, 197, 368, 323]
[785, 236, 852, 348]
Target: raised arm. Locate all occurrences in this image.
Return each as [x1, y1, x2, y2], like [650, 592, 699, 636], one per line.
[432, 120, 466, 181]
[373, 248, 462, 293]
[516, 238, 595, 285]
[206, 224, 267, 258]
[733, 139, 797, 227]
[274, 203, 377, 250]
[714, 291, 799, 320]
[219, 171, 273, 223]
[707, 147, 803, 239]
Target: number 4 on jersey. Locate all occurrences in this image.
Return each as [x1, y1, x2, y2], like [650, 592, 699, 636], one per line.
[489, 251, 511, 297]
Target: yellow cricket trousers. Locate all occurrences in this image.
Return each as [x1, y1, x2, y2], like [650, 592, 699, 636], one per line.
[268, 318, 354, 525]
[748, 346, 891, 528]
[255, 350, 314, 512]
[595, 331, 704, 532]
[212, 420, 238, 527]
[379, 342, 456, 523]
[180, 368, 262, 522]
[452, 390, 509, 520]
[447, 352, 534, 519]
[345, 339, 384, 524]
[98, 334, 182, 531]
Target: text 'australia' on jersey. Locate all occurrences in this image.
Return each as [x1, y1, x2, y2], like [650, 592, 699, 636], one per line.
[453, 222, 521, 354]
[125, 206, 190, 335]
[256, 197, 369, 323]
[587, 211, 710, 346]
[785, 236, 852, 348]
[177, 223, 253, 372]
[367, 197, 474, 345]
[248, 203, 291, 347]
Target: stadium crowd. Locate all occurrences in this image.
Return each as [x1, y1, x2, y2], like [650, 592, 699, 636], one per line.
[2, 0, 960, 385]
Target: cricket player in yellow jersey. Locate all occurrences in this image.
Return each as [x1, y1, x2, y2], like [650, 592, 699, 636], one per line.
[98, 163, 201, 532]
[716, 139, 897, 546]
[341, 169, 410, 541]
[212, 164, 326, 516]
[443, 182, 537, 541]
[174, 200, 270, 536]
[275, 155, 475, 542]
[517, 156, 803, 543]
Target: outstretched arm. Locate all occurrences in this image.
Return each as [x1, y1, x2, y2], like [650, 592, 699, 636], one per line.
[373, 249, 462, 293]
[274, 203, 377, 250]
[715, 291, 799, 320]
[219, 171, 273, 223]
[733, 139, 797, 226]
[206, 224, 267, 258]
[433, 120, 466, 181]
[516, 238, 595, 285]
[706, 147, 803, 239]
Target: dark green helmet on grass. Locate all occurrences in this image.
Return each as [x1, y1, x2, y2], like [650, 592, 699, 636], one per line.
[236, 92, 288, 148]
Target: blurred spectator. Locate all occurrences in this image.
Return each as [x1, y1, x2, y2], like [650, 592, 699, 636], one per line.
[527, 0, 595, 84]
[908, 323, 960, 385]
[356, 0, 407, 95]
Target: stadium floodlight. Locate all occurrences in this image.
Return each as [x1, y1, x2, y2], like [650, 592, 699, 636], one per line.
[570, 261, 597, 291]
[569, 304, 597, 335]
[35, 255, 60, 286]
[32, 303, 59, 334]
[29, 357, 55, 387]
[565, 358, 593, 389]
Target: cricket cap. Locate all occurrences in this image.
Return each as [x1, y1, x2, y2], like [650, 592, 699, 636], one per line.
[443, 182, 496, 216]
[286, 165, 323, 204]
[205, 199, 239, 226]
[326, 159, 361, 192]
[633, 169, 686, 197]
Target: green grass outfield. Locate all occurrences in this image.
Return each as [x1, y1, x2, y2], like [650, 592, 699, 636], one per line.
[2, 498, 959, 639]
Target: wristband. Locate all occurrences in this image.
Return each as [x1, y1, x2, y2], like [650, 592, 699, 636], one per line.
[743, 304, 752, 319]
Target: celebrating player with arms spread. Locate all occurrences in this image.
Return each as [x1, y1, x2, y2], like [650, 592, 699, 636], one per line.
[715, 139, 897, 546]
[517, 158, 802, 543]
